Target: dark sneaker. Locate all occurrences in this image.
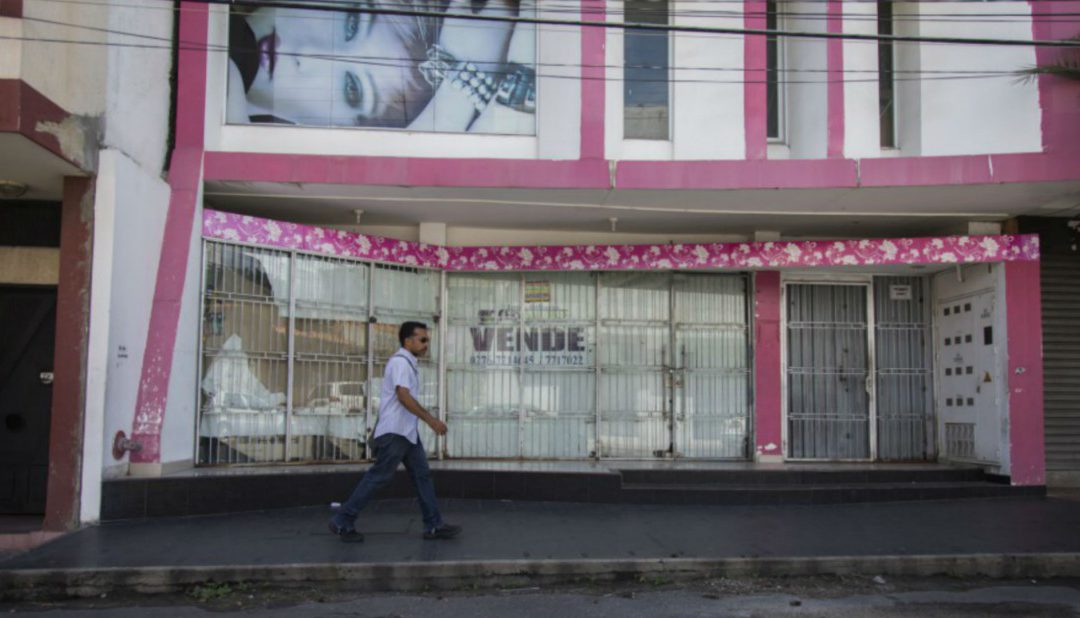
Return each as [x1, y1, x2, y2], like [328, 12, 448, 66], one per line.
[423, 523, 462, 540]
[328, 520, 364, 543]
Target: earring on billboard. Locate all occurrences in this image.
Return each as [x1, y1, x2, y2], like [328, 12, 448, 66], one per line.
[418, 44, 456, 87]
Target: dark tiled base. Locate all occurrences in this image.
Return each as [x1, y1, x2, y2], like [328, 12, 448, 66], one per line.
[100, 467, 1044, 521]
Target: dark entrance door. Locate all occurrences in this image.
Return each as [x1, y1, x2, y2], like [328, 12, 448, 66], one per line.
[0, 286, 56, 514]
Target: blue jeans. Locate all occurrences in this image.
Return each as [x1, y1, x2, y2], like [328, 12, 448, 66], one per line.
[332, 433, 443, 532]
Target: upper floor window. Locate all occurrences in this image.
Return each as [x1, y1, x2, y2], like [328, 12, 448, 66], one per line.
[624, 0, 670, 140]
[225, 1, 537, 135]
[766, 0, 785, 141]
[878, 0, 897, 148]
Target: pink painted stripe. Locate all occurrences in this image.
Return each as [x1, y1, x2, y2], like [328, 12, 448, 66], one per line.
[1004, 260, 1045, 486]
[615, 157, 855, 189]
[859, 154, 994, 186]
[753, 271, 782, 459]
[579, 0, 606, 160]
[204, 208, 1040, 272]
[204, 150, 1080, 191]
[203, 152, 611, 189]
[174, 1, 209, 150]
[744, 0, 767, 160]
[130, 149, 203, 463]
[129, 0, 210, 464]
[826, 0, 844, 158]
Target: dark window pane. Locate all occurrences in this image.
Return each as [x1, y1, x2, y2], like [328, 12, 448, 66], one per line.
[878, 1, 896, 148]
[766, 0, 780, 139]
[625, 0, 669, 140]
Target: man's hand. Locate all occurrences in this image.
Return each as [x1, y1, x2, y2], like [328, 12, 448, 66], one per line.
[428, 419, 448, 436]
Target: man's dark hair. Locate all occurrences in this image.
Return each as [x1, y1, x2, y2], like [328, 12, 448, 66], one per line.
[399, 321, 428, 346]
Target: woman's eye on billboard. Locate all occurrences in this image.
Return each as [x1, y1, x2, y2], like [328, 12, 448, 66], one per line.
[226, 0, 537, 135]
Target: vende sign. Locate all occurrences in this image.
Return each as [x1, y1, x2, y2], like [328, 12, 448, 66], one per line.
[467, 309, 592, 367]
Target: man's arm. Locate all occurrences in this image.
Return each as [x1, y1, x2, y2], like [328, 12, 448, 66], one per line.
[396, 386, 448, 436]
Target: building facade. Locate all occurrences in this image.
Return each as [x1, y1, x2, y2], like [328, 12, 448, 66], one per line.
[2, 0, 1079, 530]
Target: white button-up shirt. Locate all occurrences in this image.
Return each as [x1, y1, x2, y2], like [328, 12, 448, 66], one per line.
[373, 348, 421, 444]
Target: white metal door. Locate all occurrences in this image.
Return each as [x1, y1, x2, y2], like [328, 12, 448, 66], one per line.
[936, 290, 1001, 464]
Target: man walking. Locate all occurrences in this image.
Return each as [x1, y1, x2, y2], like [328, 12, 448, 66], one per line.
[328, 321, 461, 542]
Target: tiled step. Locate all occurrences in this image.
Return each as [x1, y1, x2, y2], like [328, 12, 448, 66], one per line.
[616, 467, 987, 486]
[619, 481, 1044, 506]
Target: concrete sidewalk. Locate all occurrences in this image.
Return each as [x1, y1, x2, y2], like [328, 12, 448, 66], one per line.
[3, 497, 1080, 598]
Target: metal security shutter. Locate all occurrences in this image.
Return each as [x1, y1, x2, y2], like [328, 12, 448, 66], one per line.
[1042, 253, 1080, 473]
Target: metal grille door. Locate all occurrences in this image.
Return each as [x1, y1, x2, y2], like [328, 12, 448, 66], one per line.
[874, 277, 932, 461]
[786, 283, 872, 460]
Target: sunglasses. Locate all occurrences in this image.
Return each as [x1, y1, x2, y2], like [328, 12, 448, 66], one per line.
[413, 337, 430, 344]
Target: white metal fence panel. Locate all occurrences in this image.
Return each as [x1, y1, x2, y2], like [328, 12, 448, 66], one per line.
[522, 273, 596, 458]
[199, 242, 291, 464]
[673, 274, 750, 458]
[289, 254, 369, 462]
[371, 264, 441, 455]
[200, 242, 751, 464]
[445, 274, 521, 457]
[599, 273, 672, 458]
[198, 241, 441, 464]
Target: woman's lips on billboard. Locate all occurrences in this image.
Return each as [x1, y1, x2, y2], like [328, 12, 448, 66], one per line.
[258, 31, 278, 77]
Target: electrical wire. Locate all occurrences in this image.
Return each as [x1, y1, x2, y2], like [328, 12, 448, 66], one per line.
[0, 32, 1030, 86]
[17, 14, 1036, 80]
[18, 0, 1080, 46]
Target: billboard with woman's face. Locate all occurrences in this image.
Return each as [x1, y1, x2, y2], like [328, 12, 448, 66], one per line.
[226, 0, 536, 134]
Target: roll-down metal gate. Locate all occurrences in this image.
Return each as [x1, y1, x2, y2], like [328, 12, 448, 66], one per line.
[1042, 253, 1080, 475]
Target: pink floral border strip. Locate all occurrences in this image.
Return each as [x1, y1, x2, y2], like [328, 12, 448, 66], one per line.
[203, 209, 1040, 271]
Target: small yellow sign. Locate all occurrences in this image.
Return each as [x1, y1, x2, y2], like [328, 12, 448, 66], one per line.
[525, 280, 551, 303]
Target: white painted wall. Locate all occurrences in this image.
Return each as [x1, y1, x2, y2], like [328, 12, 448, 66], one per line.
[605, 0, 745, 161]
[932, 263, 1010, 476]
[16, 0, 171, 168]
[103, 0, 173, 174]
[536, 8, 581, 160]
[102, 151, 171, 475]
[0, 17, 22, 79]
[19, 0, 108, 116]
[82, 149, 171, 522]
[911, 3, 1042, 157]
